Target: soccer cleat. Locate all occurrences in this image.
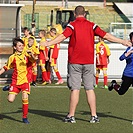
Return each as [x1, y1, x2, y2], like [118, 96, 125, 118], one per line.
[30, 81, 36, 86]
[104, 85, 108, 89]
[94, 85, 98, 88]
[108, 80, 117, 91]
[42, 81, 47, 85]
[132, 121, 133, 125]
[22, 118, 30, 124]
[2, 85, 10, 91]
[64, 116, 76, 123]
[42, 80, 51, 85]
[55, 79, 64, 85]
[89, 116, 100, 123]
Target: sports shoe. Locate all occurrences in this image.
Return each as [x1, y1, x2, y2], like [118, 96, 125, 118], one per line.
[89, 116, 100, 123]
[94, 85, 98, 88]
[108, 80, 117, 91]
[2, 85, 10, 91]
[55, 79, 64, 85]
[42, 81, 47, 85]
[30, 81, 36, 86]
[22, 118, 30, 124]
[64, 116, 76, 123]
[132, 120, 133, 125]
[42, 80, 51, 85]
[104, 85, 108, 89]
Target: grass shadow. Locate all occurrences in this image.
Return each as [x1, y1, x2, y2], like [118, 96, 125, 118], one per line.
[78, 110, 131, 122]
[28, 108, 66, 121]
[0, 113, 22, 123]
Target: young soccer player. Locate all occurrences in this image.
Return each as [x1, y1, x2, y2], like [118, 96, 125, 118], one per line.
[24, 36, 40, 86]
[0, 38, 37, 124]
[49, 28, 64, 84]
[38, 30, 51, 85]
[108, 32, 133, 95]
[22, 27, 39, 86]
[95, 37, 111, 89]
[22, 27, 37, 47]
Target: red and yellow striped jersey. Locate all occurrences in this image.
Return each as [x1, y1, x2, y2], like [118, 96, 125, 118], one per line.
[3, 52, 35, 85]
[96, 41, 111, 65]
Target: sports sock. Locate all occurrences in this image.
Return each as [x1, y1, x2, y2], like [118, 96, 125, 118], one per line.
[55, 71, 62, 80]
[96, 76, 99, 85]
[22, 98, 28, 118]
[104, 75, 107, 86]
[32, 74, 37, 82]
[42, 71, 49, 81]
[47, 71, 51, 80]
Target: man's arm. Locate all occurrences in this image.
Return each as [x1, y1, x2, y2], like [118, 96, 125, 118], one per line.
[103, 33, 132, 47]
[41, 34, 66, 47]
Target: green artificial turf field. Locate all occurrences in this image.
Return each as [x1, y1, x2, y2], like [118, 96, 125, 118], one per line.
[0, 83, 133, 133]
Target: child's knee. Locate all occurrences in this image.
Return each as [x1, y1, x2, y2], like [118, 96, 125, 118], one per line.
[7, 97, 14, 103]
[7, 94, 16, 103]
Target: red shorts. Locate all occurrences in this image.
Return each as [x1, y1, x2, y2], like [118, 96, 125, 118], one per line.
[9, 83, 30, 95]
[40, 59, 46, 66]
[96, 65, 107, 70]
[50, 58, 57, 66]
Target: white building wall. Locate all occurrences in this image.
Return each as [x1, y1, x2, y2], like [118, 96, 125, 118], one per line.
[0, 41, 128, 80]
[57, 41, 127, 79]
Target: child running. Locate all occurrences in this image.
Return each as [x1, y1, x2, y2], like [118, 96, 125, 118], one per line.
[0, 38, 37, 124]
[108, 32, 133, 124]
[108, 32, 133, 95]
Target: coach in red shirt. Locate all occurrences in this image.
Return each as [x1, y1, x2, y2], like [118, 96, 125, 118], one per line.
[41, 5, 131, 123]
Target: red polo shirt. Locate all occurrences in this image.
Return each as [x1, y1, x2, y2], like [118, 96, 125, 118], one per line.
[63, 17, 106, 64]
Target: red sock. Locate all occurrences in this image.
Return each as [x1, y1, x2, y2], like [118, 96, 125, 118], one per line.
[32, 74, 37, 82]
[55, 71, 62, 80]
[22, 104, 28, 118]
[47, 71, 51, 80]
[104, 76, 107, 86]
[42, 71, 49, 81]
[96, 76, 99, 85]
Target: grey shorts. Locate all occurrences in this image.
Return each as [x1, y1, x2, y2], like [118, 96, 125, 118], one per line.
[67, 64, 95, 90]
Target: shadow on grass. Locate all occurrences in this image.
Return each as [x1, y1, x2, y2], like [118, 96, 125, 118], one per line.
[0, 113, 22, 123]
[29, 109, 131, 122]
[1, 109, 67, 123]
[1, 109, 131, 123]
[79, 111, 131, 122]
[29, 108, 66, 121]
